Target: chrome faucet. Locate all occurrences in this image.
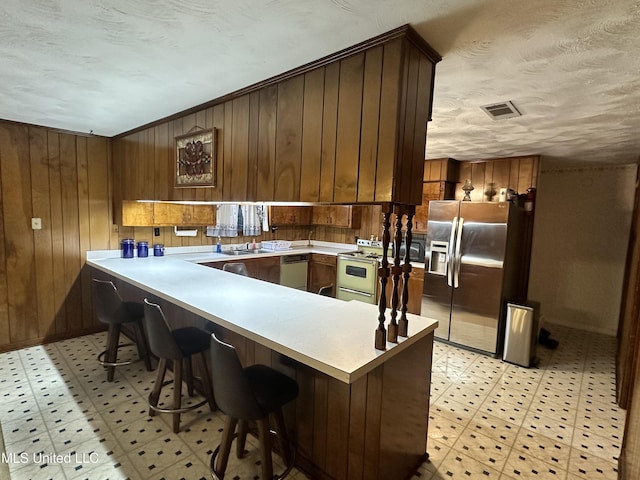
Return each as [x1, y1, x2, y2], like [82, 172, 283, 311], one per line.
[307, 230, 313, 246]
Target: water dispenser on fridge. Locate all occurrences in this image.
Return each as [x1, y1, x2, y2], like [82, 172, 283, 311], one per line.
[428, 241, 448, 276]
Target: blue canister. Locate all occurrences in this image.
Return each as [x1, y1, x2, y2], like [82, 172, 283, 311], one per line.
[153, 244, 165, 257]
[121, 239, 134, 258]
[137, 241, 149, 258]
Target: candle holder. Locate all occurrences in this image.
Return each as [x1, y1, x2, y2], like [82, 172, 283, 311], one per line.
[462, 179, 474, 201]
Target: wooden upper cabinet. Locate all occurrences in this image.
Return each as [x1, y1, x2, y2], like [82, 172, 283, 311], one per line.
[268, 206, 312, 226]
[413, 181, 456, 233]
[111, 25, 440, 220]
[122, 201, 216, 226]
[311, 205, 361, 228]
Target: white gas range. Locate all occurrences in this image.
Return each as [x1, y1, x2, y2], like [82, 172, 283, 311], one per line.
[336, 239, 389, 304]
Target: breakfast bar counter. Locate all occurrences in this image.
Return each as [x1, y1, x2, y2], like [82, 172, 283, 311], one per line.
[87, 248, 437, 479]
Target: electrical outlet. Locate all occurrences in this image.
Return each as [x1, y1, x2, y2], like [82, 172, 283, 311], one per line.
[154, 227, 160, 236]
[31, 218, 42, 230]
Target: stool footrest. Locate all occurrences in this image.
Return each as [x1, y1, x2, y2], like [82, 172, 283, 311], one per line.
[97, 343, 138, 368]
[147, 390, 208, 415]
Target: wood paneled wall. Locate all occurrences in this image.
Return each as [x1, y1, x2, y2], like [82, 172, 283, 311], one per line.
[0, 121, 113, 351]
[453, 155, 539, 201]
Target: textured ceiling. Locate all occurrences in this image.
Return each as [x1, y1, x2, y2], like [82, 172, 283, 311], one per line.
[1, 0, 639, 166]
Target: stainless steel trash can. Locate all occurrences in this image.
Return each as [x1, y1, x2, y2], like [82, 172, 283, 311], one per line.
[503, 302, 539, 367]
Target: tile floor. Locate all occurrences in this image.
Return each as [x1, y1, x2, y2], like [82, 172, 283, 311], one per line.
[0, 324, 625, 479]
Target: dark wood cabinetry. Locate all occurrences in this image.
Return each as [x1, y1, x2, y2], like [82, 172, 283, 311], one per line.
[112, 26, 440, 223]
[307, 254, 337, 296]
[203, 257, 280, 284]
[268, 206, 312, 226]
[311, 205, 361, 228]
[121, 200, 216, 227]
[414, 182, 456, 233]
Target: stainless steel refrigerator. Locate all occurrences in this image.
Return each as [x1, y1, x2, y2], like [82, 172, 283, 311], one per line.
[422, 201, 525, 355]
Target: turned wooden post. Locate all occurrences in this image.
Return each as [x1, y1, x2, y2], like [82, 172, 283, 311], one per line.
[399, 205, 415, 337]
[376, 206, 393, 350]
[389, 207, 404, 343]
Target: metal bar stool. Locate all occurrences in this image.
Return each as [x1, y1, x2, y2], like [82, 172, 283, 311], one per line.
[143, 299, 216, 433]
[209, 333, 299, 480]
[92, 279, 153, 381]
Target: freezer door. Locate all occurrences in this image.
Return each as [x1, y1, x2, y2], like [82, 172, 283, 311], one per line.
[422, 201, 459, 340]
[449, 202, 510, 353]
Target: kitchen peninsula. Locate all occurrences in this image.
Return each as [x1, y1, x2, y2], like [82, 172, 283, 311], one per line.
[87, 246, 437, 480]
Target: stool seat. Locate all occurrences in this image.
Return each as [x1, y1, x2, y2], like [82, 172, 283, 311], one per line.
[209, 333, 299, 479]
[92, 279, 153, 381]
[143, 299, 215, 433]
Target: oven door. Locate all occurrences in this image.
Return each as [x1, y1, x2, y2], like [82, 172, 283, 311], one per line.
[336, 256, 378, 304]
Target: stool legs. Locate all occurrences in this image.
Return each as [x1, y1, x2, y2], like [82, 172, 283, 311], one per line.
[148, 355, 214, 433]
[149, 358, 168, 417]
[104, 324, 121, 382]
[257, 418, 274, 480]
[131, 321, 153, 372]
[272, 408, 292, 466]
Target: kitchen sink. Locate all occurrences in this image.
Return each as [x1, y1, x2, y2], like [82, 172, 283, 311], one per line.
[220, 250, 253, 256]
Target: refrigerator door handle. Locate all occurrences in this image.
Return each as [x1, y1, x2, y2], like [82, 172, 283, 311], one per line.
[454, 217, 464, 288]
[447, 217, 458, 287]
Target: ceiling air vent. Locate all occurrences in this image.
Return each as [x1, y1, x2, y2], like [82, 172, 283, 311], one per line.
[480, 101, 521, 120]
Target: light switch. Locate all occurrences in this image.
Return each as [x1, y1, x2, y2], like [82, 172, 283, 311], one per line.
[32, 218, 42, 230]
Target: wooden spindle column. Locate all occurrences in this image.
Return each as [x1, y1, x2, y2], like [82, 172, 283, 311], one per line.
[375, 204, 415, 349]
[399, 205, 415, 337]
[375, 206, 392, 350]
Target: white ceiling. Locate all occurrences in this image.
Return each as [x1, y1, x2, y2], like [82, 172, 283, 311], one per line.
[1, 0, 639, 166]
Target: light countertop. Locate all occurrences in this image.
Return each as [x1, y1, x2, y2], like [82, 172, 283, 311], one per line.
[87, 242, 436, 383]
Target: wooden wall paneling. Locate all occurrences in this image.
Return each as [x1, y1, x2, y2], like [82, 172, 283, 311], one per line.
[410, 54, 434, 204]
[29, 127, 56, 338]
[222, 102, 234, 201]
[300, 68, 325, 202]
[312, 374, 329, 470]
[334, 53, 364, 204]
[210, 105, 225, 202]
[455, 162, 470, 200]
[376, 39, 402, 203]
[357, 46, 383, 203]
[508, 156, 521, 194]
[0, 123, 38, 342]
[275, 76, 304, 201]
[325, 379, 350, 479]
[247, 91, 260, 202]
[170, 117, 184, 201]
[257, 85, 277, 200]
[363, 366, 383, 479]
[60, 133, 83, 333]
[319, 63, 339, 202]
[294, 363, 316, 461]
[230, 95, 251, 202]
[469, 162, 486, 202]
[396, 44, 418, 205]
[154, 122, 171, 201]
[87, 137, 113, 251]
[111, 135, 123, 225]
[47, 132, 68, 334]
[0, 127, 8, 348]
[179, 113, 198, 202]
[143, 128, 155, 200]
[491, 159, 512, 195]
[617, 166, 640, 408]
[76, 136, 93, 329]
[517, 155, 536, 193]
[347, 375, 368, 479]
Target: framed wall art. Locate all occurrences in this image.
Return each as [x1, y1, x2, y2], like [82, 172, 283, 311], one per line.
[174, 128, 216, 188]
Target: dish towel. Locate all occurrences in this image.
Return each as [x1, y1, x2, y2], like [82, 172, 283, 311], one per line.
[241, 205, 262, 237]
[211, 204, 239, 237]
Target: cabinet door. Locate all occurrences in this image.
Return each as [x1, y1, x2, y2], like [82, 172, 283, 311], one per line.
[269, 206, 311, 225]
[311, 205, 361, 228]
[414, 182, 454, 233]
[246, 257, 281, 284]
[308, 254, 337, 295]
[122, 201, 154, 226]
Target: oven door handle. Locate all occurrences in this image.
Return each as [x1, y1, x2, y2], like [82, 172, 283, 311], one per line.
[339, 256, 379, 265]
[338, 287, 373, 298]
